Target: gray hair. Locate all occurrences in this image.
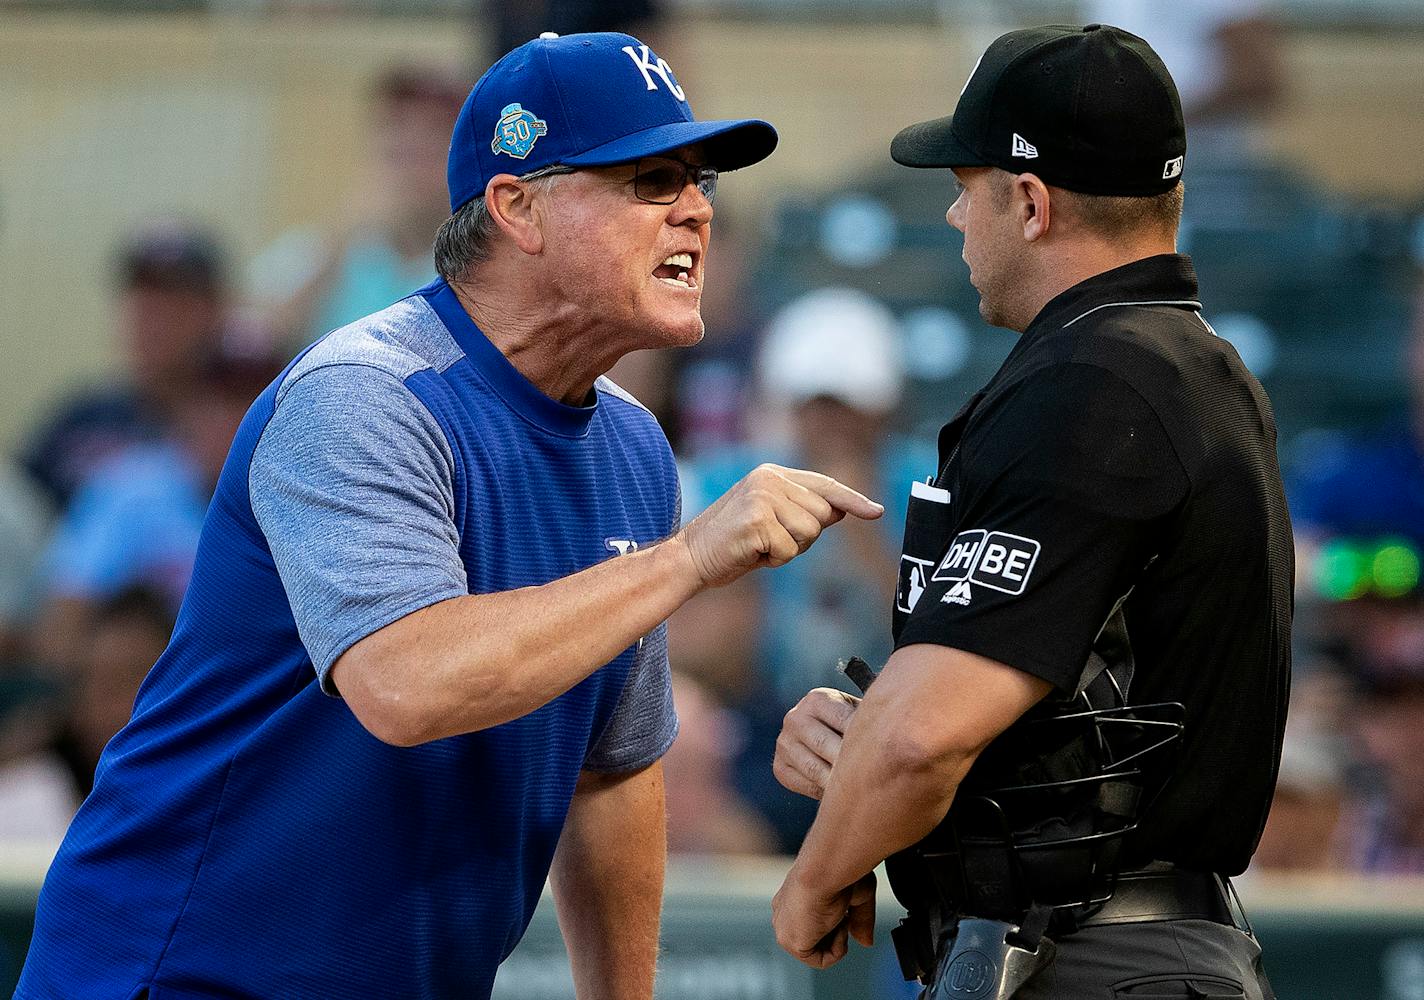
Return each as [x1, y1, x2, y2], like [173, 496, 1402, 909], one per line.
[434, 167, 569, 283]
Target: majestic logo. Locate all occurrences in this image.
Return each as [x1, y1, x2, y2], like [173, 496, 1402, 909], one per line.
[621, 44, 687, 101]
[897, 555, 935, 613]
[941, 580, 973, 606]
[1011, 133, 1038, 159]
[1162, 155, 1184, 180]
[933, 528, 1041, 597]
[606, 538, 640, 556]
[491, 103, 548, 159]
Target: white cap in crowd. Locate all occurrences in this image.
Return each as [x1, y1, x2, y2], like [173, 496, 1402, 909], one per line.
[757, 287, 905, 415]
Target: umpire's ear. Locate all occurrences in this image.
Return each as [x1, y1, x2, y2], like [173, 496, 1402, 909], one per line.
[483, 173, 546, 256]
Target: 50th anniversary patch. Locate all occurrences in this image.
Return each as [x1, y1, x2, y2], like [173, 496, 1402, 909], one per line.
[931, 528, 1041, 605]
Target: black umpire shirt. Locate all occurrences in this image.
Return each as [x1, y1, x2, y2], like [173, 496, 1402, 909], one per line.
[894, 253, 1293, 876]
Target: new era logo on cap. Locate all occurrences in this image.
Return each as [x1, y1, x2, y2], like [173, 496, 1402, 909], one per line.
[1011, 133, 1038, 159]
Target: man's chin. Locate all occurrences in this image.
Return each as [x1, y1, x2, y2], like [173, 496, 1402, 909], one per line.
[655, 315, 705, 349]
[977, 296, 997, 324]
[977, 295, 1009, 331]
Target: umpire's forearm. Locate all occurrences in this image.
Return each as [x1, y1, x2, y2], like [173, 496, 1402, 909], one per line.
[789, 664, 969, 900]
[332, 537, 701, 745]
[788, 645, 1051, 900]
[551, 763, 667, 1000]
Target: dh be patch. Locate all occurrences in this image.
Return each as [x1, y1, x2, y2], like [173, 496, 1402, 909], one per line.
[931, 528, 1040, 602]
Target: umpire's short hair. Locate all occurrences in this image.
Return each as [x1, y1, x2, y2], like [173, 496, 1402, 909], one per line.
[988, 169, 1184, 241]
[1057, 182, 1185, 241]
[434, 171, 565, 284]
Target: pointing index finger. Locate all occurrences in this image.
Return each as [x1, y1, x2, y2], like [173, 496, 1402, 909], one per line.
[779, 469, 885, 520]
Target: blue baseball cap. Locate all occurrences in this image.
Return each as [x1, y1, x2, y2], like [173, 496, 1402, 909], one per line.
[447, 31, 778, 213]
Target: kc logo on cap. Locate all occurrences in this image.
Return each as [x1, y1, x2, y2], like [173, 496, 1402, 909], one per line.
[621, 44, 686, 101]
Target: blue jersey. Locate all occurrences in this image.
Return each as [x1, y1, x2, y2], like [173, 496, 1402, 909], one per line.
[18, 279, 680, 1000]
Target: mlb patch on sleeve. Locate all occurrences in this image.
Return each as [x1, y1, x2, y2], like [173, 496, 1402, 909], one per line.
[932, 528, 1040, 597]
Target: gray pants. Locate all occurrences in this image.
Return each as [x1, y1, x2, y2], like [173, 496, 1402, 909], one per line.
[1016, 919, 1274, 999]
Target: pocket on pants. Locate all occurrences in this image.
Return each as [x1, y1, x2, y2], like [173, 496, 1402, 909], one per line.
[1112, 975, 1246, 999]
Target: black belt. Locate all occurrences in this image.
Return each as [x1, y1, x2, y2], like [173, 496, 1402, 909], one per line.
[1058, 866, 1237, 933]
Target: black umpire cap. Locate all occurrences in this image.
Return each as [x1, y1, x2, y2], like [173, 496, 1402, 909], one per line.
[891, 24, 1186, 197]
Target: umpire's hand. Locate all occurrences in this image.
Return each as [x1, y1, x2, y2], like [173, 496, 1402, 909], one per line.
[675, 464, 883, 588]
[773, 688, 860, 800]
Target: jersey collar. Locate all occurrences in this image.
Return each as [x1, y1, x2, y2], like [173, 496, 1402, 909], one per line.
[1025, 253, 1201, 339]
[421, 278, 599, 438]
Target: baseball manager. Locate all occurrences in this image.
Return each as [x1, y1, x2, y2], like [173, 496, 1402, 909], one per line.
[17, 32, 882, 1000]
[770, 24, 1290, 1000]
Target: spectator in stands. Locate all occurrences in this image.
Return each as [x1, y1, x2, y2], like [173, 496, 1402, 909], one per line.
[20, 224, 227, 511]
[0, 588, 173, 842]
[50, 587, 174, 801]
[0, 465, 65, 842]
[674, 287, 933, 850]
[661, 673, 777, 856]
[0, 676, 72, 842]
[1278, 273, 1424, 872]
[248, 67, 465, 349]
[1251, 663, 1349, 871]
[31, 346, 281, 674]
[1329, 602, 1424, 872]
[0, 464, 52, 665]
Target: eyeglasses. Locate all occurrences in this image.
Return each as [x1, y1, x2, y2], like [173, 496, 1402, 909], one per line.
[519, 156, 717, 206]
[631, 156, 718, 205]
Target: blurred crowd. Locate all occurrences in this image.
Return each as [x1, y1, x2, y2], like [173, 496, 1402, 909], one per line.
[3, 0, 1424, 882]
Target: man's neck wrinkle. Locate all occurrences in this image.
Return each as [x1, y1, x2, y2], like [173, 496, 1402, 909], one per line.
[451, 277, 605, 407]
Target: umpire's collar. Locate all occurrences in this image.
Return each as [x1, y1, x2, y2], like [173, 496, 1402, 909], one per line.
[1024, 252, 1200, 339]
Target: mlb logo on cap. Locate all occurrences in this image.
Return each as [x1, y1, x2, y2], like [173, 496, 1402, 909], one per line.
[447, 32, 778, 213]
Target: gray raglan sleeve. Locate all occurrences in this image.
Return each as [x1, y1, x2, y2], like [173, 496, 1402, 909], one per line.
[583, 623, 678, 772]
[250, 363, 468, 694]
[582, 456, 681, 773]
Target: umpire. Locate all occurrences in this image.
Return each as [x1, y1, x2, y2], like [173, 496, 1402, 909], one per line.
[770, 24, 1291, 1000]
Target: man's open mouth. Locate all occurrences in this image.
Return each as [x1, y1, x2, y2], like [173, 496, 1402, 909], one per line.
[653, 252, 696, 289]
